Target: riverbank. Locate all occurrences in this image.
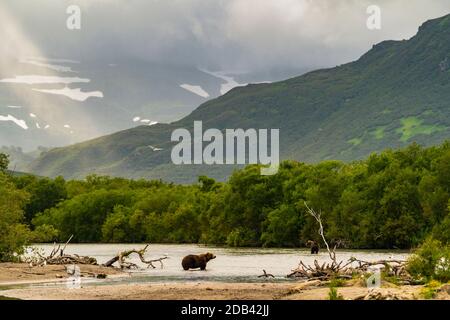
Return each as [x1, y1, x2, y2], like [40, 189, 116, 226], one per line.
[0, 280, 438, 300]
[1, 263, 449, 300]
[0, 263, 125, 286]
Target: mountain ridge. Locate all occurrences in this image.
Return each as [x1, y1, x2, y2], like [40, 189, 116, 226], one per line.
[28, 13, 450, 182]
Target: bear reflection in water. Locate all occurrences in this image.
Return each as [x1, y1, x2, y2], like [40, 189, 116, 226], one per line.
[182, 252, 216, 270]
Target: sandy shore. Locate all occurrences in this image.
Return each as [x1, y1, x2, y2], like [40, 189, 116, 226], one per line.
[1, 263, 448, 300]
[0, 263, 125, 286]
[0, 281, 431, 300]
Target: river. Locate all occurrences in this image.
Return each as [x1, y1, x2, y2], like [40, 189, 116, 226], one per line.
[26, 244, 410, 286]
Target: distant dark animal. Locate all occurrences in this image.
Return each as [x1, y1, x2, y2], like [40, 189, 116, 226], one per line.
[306, 240, 319, 254]
[182, 252, 216, 270]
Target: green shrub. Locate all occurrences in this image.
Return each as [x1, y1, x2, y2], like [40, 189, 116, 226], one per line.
[29, 224, 59, 243]
[226, 228, 258, 247]
[0, 173, 31, 261]
[329, 277, 347, 287]
[328, 286, 344, 300]
[407, 238, 450, 282]
[420, 280, 442, 299]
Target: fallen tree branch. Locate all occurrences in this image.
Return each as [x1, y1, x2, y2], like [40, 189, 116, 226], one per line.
[103, 245, 168, 269]
[258, 269, 274, 278]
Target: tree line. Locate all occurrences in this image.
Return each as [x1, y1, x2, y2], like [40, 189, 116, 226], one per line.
[1, 141, 450, 261]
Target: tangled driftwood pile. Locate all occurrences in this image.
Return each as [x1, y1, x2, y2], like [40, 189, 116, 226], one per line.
[24, 235, 98, 267]
[24, 236, 167, 270]
[287, 257, 409, 281]
[287, 203, 411, 282]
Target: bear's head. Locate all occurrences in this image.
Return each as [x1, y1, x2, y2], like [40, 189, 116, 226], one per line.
[204, 252, 216, 262]
[306, 240, 316, 247]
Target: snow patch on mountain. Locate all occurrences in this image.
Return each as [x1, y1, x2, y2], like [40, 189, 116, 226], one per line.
[32, 87, 104, 101]
[0, 114, 28, 130]
[140, 119, 158, 126]
[20, 59, 76, 73]
[200, 69, 246, 95]
[24, 57, 80, 64]
[0, 75, 90, 85]
[180, 84, 210, 98]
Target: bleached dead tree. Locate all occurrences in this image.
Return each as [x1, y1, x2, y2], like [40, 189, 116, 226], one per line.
[103, 245, 168, 269]
[287, 202, 408, 281]
[287, 202, 346, 279]
[304, 202, 337, 264]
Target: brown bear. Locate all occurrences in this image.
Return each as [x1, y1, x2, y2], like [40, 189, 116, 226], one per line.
[306, 240, 319, 254]
[181, 252, 216, 270]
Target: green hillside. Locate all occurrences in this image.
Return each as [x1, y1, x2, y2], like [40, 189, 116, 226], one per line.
[29, 14, 450, 183]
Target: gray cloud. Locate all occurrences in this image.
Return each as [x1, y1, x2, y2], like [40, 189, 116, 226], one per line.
[2, 0, 450, 73]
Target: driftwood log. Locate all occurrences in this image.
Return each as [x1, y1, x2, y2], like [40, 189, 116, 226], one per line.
[103, 245, 168, 269]
[258, 269, 275, 278]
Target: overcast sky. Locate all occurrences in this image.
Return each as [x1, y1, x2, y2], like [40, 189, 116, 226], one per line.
[1, 0, 450, 73]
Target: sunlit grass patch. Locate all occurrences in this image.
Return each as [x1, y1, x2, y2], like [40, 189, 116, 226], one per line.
[348, 137, 362, 146]
[396, 117, 446, 142]
[371, 126, 386, 140]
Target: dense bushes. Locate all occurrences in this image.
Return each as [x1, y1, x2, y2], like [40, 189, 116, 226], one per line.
[1, 141, 450, 252]
[407, 238, 450, 282]
[0, 172, 30, 261]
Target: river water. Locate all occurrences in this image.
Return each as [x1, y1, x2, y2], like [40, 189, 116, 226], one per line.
[28, 244, 410, 285]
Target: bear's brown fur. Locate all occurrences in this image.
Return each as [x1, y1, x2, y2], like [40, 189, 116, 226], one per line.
[306, 240, 319, 254]
[181, 252, 216, 270]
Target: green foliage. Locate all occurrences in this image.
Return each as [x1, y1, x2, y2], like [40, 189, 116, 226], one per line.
[0, 142, 447, 250]
[261, 205, 301, 247]
[33, 189, 136, 242]
[329, 277, 347, 287]
[420, 280, 442, 299]
[0, 173, 31, 261]
[29, 224, 59, 243]
[0, 153, 9, 172]
[407, 238, 450, 282]
[13, 175, 68, 225]
[381, 270, 401, 286]
[328, 286, 344, 300]
[432, 212, 450, 243]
